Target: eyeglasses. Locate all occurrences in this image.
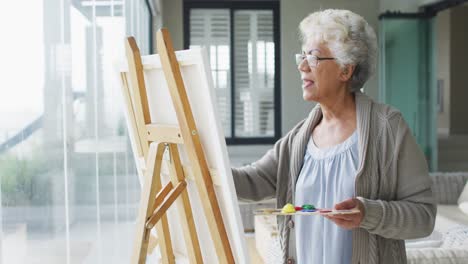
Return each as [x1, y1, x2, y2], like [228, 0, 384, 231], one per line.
[295, 54, 335, 68]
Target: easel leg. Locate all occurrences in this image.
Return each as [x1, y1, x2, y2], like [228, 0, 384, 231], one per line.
[131, 142, 174, 264]
[157, 29, 235, 263]
[167, 144, 203, 263]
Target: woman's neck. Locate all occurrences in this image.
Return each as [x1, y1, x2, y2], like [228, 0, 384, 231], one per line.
[320, 90, 356, 124]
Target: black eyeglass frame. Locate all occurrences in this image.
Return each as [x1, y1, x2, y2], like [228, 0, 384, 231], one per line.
[295, 54, 335, 68]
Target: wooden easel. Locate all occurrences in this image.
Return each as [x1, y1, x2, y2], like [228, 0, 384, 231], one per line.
[119, 28, 235, 263]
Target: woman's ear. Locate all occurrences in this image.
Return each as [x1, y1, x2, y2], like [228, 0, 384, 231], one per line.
[339, 64, 355, 82]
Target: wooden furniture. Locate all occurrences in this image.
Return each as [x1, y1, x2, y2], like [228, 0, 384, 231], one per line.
[118, 28, 248, 263]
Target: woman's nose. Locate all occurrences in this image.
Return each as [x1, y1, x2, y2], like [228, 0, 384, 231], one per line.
[297, 59, 310, 72]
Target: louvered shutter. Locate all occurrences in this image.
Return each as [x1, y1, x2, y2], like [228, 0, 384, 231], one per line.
[189, 9, 231, 137]
[189, 8, 276, 139]
[234, 10, 275, 137]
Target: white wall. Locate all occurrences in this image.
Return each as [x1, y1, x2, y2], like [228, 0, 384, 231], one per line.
[436, 9, 451, 135]
[160, 0, 183, 51]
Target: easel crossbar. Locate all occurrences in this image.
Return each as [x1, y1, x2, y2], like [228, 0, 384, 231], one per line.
[146, 180, 187, 229]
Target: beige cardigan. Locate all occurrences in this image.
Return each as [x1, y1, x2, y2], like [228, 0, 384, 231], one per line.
[232, 92, 436, 264]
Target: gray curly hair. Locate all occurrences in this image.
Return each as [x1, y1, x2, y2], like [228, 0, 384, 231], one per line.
[299, 9, 377, 92]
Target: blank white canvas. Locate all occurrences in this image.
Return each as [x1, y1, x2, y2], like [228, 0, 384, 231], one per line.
[118, 47, 249, 263]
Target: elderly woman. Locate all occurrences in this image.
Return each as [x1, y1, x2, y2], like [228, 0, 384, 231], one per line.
[232, 9, 436, 264]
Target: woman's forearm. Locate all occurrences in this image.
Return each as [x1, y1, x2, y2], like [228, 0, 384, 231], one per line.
[231, 165, 277, 202]
[357, 195, 436, 239]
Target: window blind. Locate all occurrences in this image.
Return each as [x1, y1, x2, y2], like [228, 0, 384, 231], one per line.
[189, 8, 275, 139]
[189, 9, 232, 137]
[234, 10, 275, 137]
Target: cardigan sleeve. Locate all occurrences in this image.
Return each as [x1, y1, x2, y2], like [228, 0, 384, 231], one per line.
[357, 114, 437, 239]
[231, 143, 279, 202]
[230, 119, 306, 202]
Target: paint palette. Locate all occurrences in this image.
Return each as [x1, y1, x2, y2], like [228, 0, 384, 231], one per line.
[254, 203, 360, 216]
[254, 208, 360, 216]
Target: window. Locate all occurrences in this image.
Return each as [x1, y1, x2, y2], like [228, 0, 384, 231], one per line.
[0, 1, 153, 263]
[184, 0, 281, 144]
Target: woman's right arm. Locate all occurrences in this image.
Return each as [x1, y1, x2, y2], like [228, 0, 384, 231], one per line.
[230, 117, 305, 202]
[230, 117, 307, 202]
[231, 145, 279, 202]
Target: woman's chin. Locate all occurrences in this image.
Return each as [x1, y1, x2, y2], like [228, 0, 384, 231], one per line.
[302, 90, 317, 102]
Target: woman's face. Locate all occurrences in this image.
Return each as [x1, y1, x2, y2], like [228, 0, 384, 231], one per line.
[298, 40, 344, 102]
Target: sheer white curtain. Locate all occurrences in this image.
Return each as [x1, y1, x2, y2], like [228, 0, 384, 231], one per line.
[0, 0, 152, 263]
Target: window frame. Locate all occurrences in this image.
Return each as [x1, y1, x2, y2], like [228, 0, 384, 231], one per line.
[145, 0, 155, 54]
[183, 0, 281, 145]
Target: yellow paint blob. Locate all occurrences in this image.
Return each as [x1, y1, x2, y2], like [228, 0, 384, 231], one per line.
[281, 203, 296, 213]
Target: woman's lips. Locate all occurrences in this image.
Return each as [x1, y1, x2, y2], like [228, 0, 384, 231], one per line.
[302, 79, 314, 88]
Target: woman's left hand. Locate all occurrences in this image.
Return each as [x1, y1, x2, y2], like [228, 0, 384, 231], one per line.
[323, 198, 365, 230]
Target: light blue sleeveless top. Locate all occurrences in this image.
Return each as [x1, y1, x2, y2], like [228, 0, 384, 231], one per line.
[294, 130, 359, 264]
